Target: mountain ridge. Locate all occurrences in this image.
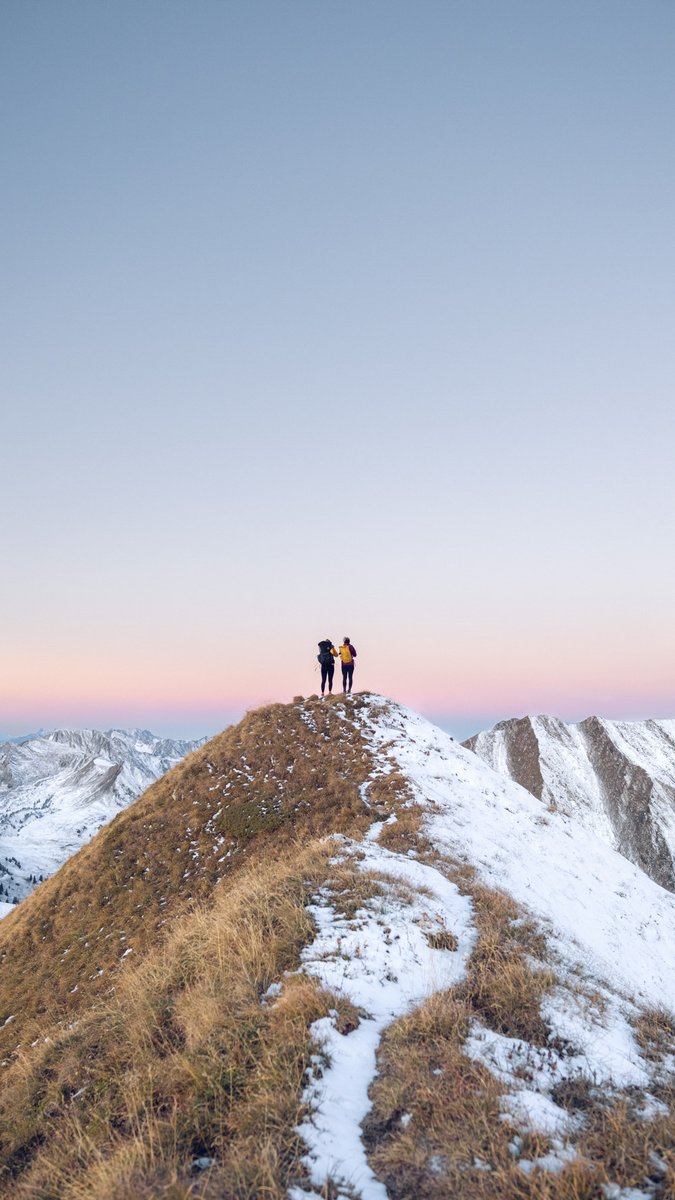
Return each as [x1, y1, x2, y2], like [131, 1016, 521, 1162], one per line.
[0, 727, 206, 908]
[1, 695, 674, 1200]
[0, 695, 387, 1049]
[465, 713, 675, 891]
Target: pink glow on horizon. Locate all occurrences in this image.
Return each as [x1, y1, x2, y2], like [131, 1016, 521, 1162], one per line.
[4, 628, 675, 734]
[4, 673, 675, 736]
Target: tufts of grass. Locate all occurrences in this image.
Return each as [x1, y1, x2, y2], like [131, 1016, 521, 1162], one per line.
[550, 1076, 601, 1115]
[365, 989, 607, 1200]
[633, 1007, 675, 1064]
[425, 927, 459, 952]
[376, 806, 434, 857]
[0, 694, 392, 1059]
[577, 1096, 675, 1195]
[456, 882, 555, 1045]
[0, 841, 380, 1199]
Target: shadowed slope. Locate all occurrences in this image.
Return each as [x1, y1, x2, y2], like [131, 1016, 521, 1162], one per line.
[0, 695, 386, 1056]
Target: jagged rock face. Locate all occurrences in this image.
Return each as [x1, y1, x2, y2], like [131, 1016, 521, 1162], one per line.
[465, 715, 675, 892]
[0, 729, 205, 907]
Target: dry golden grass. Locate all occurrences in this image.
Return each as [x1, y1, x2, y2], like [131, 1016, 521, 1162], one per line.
[365, 990, 602, 1200]
[376, 806, 430, 856]
[457, 882, 555, 1045]
[0, 841, 374, 1199]
[0, 694, 421, 1198]
[0, 694, 393, 1059]
[633, 1007, 675, 1064]
[576, 1097, 675, 1196]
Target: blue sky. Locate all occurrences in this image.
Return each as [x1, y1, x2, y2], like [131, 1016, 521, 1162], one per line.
[2, 1, 675, 738]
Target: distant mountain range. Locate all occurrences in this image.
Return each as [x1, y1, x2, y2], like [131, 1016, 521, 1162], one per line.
[465, 714, 675, 891]
[5, 713, 675, 913]
[0, 728, 205, 909]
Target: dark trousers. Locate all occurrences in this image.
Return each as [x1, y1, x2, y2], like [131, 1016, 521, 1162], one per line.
[321, 662, 335, 693]
[341, 663, 354, 692]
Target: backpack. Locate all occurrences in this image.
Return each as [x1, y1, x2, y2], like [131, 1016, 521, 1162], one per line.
[317, 640, 332, 667]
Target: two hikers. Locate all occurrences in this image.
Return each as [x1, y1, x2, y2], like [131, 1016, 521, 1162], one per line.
[316, 637, 357, 696]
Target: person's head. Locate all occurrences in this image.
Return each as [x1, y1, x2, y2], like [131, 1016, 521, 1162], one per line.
[344, 636, 350, 645]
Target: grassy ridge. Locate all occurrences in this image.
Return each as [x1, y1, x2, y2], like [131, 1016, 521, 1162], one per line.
[0, 693, 411, 1198]
[0, 843, 351, 1198]
[0, 695, 380, 1058]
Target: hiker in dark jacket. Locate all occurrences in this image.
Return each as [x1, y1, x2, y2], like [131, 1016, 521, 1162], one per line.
[339, 638, 357, 693]
[317, 639, 338, 695]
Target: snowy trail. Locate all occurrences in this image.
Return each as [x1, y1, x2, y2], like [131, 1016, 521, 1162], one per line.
[366, 699, 675, 1011]
[288, 833, 474, 1200]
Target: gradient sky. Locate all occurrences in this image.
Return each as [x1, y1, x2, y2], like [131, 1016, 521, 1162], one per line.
[2, 1, 675, 740]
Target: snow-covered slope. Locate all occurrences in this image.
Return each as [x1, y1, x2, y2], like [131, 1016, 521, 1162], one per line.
[464, 715, 675, 892]
[0, 728, 204, 909]
[367, 702, 675, 1009]
[291, 697, 675, 1196]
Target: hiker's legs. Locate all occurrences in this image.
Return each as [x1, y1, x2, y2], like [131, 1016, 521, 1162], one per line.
[321, 664, 329, 693]
[341, 664, 348, 691]
[346, 664, 354, 692]
[327, 664, 334, 693]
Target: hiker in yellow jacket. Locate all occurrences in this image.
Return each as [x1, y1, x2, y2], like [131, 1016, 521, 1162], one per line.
[339, 637, 357, 694]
